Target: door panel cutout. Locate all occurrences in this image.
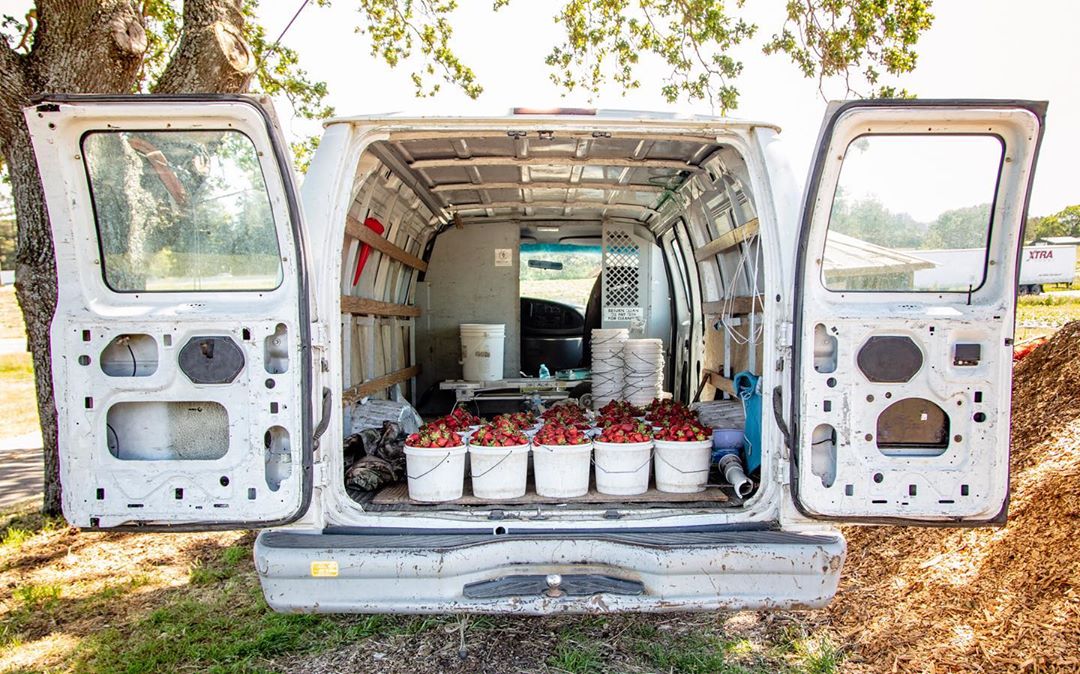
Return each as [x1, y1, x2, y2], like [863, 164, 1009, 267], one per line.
[264, 426, 292, 492]
[876, 398, 949, 456]
[813, 324, 838, 373]
[857, 336, 923, 383]
[263, 323, 289, 374]
[100, 334, 158, 377]
[810, 424, 837, 487]
[106, 401, 229, 460]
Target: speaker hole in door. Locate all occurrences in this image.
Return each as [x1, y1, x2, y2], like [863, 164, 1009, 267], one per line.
[810, 424, 837, 488]
[876, 398, 949, 457]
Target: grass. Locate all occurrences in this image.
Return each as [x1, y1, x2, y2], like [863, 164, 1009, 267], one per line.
[0, 286, 36, 439]
[1015, 292, 1080, 341]
[0, 500, 853, 674]
[0, 352, 38, 441]
[0, 286, 24, 341]
[547, 638, 605, 674]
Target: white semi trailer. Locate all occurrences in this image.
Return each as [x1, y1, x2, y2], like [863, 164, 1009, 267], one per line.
[912, 244, 1076, 294]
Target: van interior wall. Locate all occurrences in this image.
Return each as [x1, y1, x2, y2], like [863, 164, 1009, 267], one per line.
[340, 157, 433, 404]
[414, 222, 522, 399]
[659, 145, 762, 402]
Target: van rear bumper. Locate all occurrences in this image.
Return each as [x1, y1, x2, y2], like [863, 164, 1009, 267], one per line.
[254, 529, 845, 614]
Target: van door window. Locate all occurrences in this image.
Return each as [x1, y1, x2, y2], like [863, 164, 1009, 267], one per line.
[822, 135, 1003, 292]
[83, 129, 283, 292]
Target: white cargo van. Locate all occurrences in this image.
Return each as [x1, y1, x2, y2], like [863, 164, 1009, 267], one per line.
[24, 95, 1045, 613]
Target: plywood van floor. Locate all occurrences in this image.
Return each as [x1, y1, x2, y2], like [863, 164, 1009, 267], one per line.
[370, 480, 731, 507]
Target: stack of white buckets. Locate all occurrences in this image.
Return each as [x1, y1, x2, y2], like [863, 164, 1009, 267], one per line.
[459, 323, 505, 381]
[622, 338, 665, 407]
[590, 329, 664, 410]
[590, 328, 628, 409]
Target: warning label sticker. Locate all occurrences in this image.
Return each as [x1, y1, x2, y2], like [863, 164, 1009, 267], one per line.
[603, 307, 644, 322]
[310, 560, 339, 577]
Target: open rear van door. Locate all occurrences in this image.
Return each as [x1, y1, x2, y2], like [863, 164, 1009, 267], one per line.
[25, 95, 313, 529]
[792, 100, 1045, 523]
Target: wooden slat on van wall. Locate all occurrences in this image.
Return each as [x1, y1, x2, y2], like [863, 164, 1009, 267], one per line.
[702, 295, 764, 316]
[345, 215, 428, 272]
[341, 295, 421, 318]
[694, 218, 759, 261]
[342, 365, 422, 405]
[695, 369, 736, 400]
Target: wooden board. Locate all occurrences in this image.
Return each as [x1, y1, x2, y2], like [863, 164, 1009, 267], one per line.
[372, 480, 729, 506]
[345, 215, 428, 272]
[342, 365, 421, 405]
[341, 295, 421, 318]
[694, 218, 760, 261]
[702, 294, 764, 316]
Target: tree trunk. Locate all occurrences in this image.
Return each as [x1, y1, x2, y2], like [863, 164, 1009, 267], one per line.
[0, 0, 255, 517]
[0, 0, 146, 516]
[155, 0, 255, 94]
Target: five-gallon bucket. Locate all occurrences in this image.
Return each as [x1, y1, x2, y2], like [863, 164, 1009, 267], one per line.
[469, 443, 529, 499]
[460, 323, 505, 381]
[404, 444, 467, 502]
[653, 439, 713, 493]
[593, 440, 653, 495]
[532, 442, 593, 498]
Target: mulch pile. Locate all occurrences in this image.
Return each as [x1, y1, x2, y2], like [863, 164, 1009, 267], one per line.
[827, 322, 1080, 672]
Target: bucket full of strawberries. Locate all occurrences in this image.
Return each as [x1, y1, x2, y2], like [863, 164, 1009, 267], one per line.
[532, 422, 593, 498]
[593, 419, 654, 495]
[468, 423, 531, 499]
[652, 419, 714, 493]
[404, 425, 467, 502]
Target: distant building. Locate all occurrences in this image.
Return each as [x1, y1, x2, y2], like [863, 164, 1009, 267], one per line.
[1031, 236, 1080, 246]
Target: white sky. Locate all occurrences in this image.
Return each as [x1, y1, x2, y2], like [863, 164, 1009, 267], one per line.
[1, 0, 1076, 217]
[838, 135, 1003, 222]
[251, 0, 1079, 218]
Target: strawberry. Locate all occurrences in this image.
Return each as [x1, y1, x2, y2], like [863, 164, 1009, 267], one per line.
[599, 400, 643, 418]
[534, 422, 590, 446]
[645, 399, 695, 426]
[492, 412, 536, 431]
[471, 423, 528, 447]
[406, 425, 464, 448]
[596, 420, 653, 444]
[654, 419, 711, 442]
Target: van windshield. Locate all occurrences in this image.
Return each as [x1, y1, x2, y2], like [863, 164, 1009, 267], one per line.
[519, 242, 602, 310]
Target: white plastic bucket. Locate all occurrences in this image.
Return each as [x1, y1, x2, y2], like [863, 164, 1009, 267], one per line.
[590, 328, 629, 410]
[404, 444, 467, 502]
[469, 443, 529, 499]
[593, 440, 653, 495]
[623, 339, 665, 406]
[460, 323, 505, 381]
[653, 439, 713, 493]
[532, 443, 593, 498]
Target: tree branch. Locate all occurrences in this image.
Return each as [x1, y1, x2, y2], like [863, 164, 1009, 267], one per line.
[154, 0, 255, 94]
[27, 0, 146, 93]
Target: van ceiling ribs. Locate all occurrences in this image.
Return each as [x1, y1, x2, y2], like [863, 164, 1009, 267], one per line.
[409, 156, 695, 170]
[369, 132, 721, 228]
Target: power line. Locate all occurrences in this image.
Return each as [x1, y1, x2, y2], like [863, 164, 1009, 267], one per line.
[267, 0, 311, 56]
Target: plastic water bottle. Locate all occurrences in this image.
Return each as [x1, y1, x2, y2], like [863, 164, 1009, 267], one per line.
[538, 364, 551, 379]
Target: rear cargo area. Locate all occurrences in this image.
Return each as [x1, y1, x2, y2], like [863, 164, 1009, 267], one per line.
[333, 118, 768, 511]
